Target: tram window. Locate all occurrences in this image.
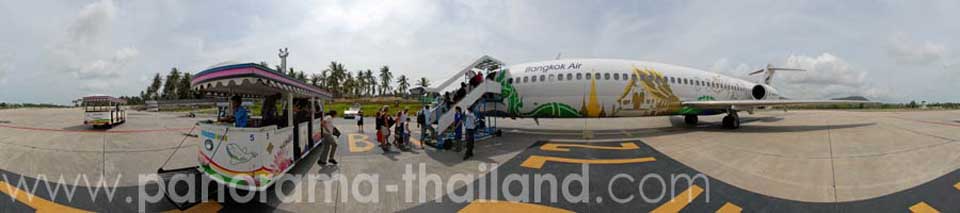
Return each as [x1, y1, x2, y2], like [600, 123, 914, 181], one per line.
[604, 73, 611, 80]
[577, 73, 583, 80]
[539, 75, 545, 82]
[613, 73, 620, 80]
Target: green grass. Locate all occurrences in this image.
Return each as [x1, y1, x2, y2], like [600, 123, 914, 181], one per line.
[324, 102, 424, 117]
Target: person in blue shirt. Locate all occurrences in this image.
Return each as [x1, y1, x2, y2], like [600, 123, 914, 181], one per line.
[453, 106, 463, 152]
[230, 96, 248, 128]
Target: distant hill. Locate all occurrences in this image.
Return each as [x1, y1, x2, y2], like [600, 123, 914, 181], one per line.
[831, 96, 870, 101]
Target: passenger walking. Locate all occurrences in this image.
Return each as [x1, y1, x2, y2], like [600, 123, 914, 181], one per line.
[453, 106, 464, 152]
[317, 110, 340, 166]
[463, 108, 477, 160]
[418, 105, 428, 143]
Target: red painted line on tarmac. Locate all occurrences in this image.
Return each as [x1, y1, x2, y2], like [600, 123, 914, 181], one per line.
[891, 117, 960, 128]
[0, 124, 191, 134]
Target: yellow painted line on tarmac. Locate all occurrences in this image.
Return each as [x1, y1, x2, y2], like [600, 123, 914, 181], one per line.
[715, 202, 742, 213]
[650, 185, 704, 213]
[540, 142, 639, 152]
[459, 199, 573, 213]
[0, 181, 92, 213]
[347, 133, 375, 152]
[163, 201, 223, 213]
[909, 202, 940, 213]
[520, 155, 655, 169]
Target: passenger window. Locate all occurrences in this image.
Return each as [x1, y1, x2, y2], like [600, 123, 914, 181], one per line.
[604, 73, 611, 80]
[557, 74, 563, 81]
[549, 74, 555, 82]
[613, 73, 620, 80]
[567, 73, 573, 81]
[585, 73, 591, 80]
[540, 75, 545, 82]
[594, 73, 601, 80]
[632, 74, 638, 80]
[622, 73, 628, 81]
[523, 76, 528, 83]
[577, 73, 583, 80]
[508, 78, 513, 84]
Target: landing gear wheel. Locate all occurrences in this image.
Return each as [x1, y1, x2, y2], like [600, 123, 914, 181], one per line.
[722, 112, 741, 129]
[684, 115, 699, 126]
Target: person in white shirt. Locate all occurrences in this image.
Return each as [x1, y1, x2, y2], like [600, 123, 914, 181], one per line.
[318, 110, 339, 166]
[462, 108, 477, 160]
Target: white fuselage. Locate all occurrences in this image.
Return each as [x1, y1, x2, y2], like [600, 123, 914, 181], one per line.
[497, 58, 781, 118]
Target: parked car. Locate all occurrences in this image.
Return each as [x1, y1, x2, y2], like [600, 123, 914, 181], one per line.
[343, 103, 361, 119]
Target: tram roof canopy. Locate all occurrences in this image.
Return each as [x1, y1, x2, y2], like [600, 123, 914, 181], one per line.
[82, 95, 127, 104]
[191, 63, 332, 99]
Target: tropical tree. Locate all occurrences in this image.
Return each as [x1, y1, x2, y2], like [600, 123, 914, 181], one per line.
[296, 70, 307, 82]
[177, 73, 193, 99]
[396, 75, 410, 96]
[162, 68, 181, 100]
[378, 66, 392, 96]
[365, 69, 376, 96]
[310, 72, 324, 87]
[145, 73, 162, 100]
[417, 77, 430, 88]
[325, 62, 347, 97]
[353, 70, 366, 97]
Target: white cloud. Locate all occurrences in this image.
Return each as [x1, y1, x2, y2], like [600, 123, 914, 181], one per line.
[711, 54, 895, 101]
[779, 53, 893, 101]
[887, 33, 946, 65]
[710, 58, 753, 79]
[70, 47, 139, 80]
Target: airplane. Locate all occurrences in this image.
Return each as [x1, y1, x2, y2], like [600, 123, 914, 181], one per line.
[464, 58, 871, 129]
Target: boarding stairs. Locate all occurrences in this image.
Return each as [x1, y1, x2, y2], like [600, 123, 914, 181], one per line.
[435, 80, 502, 134]
[420, 55, 506, 148]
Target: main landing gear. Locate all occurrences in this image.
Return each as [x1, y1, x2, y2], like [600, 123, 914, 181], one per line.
[684, 115, 699, 126]
[722, 110, 741, 129]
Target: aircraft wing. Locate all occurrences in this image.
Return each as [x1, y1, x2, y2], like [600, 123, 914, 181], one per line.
[681, 100, 874, 110]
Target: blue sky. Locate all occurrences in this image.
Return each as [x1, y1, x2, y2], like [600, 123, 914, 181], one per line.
[0, 0, 957, 104]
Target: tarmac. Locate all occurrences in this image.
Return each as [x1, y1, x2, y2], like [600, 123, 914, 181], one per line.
[0, 108, 958, 212]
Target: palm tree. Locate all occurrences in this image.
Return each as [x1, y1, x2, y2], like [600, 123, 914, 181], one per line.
[325, 62, 347, 97]
[365, 69, 376, 96]
[396, 75, 410, 97]
[310, 73, 324, 87]
[378, 66, 393, 96]
[343, 72, 355, 97]
[353, 70, 366, 97]
[417, 77, 430, 88]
